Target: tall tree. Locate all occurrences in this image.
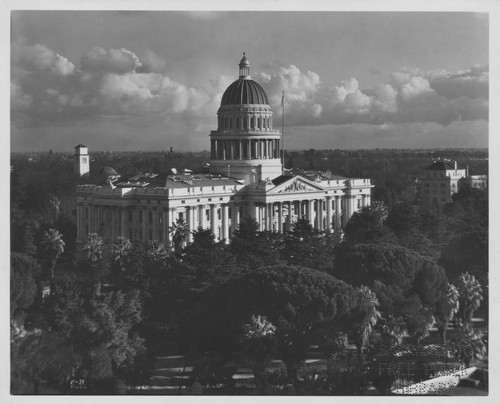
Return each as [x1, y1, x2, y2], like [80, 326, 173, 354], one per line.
[10, 253, 41, 329]
[434, 283, 460, 344]
[281, 218, 340, 272]
[230, 217, 282, 270]
[81, 233, 107, 295]
[455, 272, 483, 326]
[189, 265, 362, 385]
[39, 229, 65, 285]
[343, 202, 396, 244]
[241, 314, 277, 393]
[169, 218, 189, 253]
[334, 242, 448, 344]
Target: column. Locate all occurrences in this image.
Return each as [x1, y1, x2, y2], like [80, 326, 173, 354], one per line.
[198, 205, 205, 229]
[264, 203, 269, 231]
[239, 141, 243, 160]
[317, 199, 324, 231]
[326, 196, 332, 232]
[167, 208, 174, 245]
[286, 202, 293, 231]
[111, 207, 116, 240]
[230, 141, 234, 160]
[162, 208, 167, 244]
[229, 204, 236, 236]
[247, 139, 251, 159]
[334, 196, 341, 230]
[343, 196, 351, 227]
[210, 204, 217, 238]
[278, 202, 283, 233]
[186, 207, 193, 243]
[121, 209, 126, 237]
[222, 205, 229, 242]
[307, 200, 314, 228]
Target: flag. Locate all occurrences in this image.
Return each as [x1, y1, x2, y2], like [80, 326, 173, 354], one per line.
[281, 91, 284, 107]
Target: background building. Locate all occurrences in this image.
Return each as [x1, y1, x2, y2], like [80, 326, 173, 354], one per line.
[74, 144, 89, 177]
[76, 55, 373, 247]
[418, 160, 488, 209]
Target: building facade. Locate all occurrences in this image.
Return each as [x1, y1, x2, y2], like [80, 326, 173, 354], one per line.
[418, 160, 488, 209]
[74, 144, 90, 177]
[76, 55, 373, 247]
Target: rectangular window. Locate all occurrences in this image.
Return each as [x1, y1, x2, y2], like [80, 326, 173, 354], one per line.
[149, 211, 153, 224]
[139, 211, 143, 223]
[128, 210, 133, 222]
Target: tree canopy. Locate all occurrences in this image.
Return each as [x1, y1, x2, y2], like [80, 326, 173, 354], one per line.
[333, 242, 449, 343]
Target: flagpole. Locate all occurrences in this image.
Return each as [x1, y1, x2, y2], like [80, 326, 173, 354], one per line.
[281, 90, 285, 174]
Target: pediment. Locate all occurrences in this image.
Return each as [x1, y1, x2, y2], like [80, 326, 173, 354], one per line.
[268, 176, 324, 194]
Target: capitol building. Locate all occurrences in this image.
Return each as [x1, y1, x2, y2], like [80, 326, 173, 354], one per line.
[76, 55, 373, 247]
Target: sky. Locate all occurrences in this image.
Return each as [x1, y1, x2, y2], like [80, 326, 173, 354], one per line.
[10, 9, 490, 152]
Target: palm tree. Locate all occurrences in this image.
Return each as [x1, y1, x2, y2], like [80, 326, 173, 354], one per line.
[169, 218, 189, 253]
[381, 314, 407, 346]
[436, 283, 460, 344]
[111, 236, 132, 271]
[242, 315, 277, 393]
[456, 272, 483, 326]
[83, 233, 104, 263]
[352, 285, 381, 356]
[145, 240, 169, 263]
[49, 196, 61, 222]
[39, 229, 65, 293]
[82, 233, 105, 295]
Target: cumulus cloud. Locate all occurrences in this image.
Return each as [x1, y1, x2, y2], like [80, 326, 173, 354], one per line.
[11, 41, 228, 125]
[11, 39, 488, 137]
[137, 49, 168, 73]
[256, 63, 488, 127]
[81, 47, 142, 74]
[12, 41, 75, 77]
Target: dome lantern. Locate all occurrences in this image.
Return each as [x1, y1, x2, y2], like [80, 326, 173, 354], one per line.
[239, 52, 251, 79]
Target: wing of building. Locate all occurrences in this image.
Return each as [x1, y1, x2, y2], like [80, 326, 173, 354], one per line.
[76, 55, 373, 247]
[417, 159, 488, 210]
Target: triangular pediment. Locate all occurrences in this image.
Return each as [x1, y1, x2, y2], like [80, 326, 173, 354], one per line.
[268, 176, 324, 194]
